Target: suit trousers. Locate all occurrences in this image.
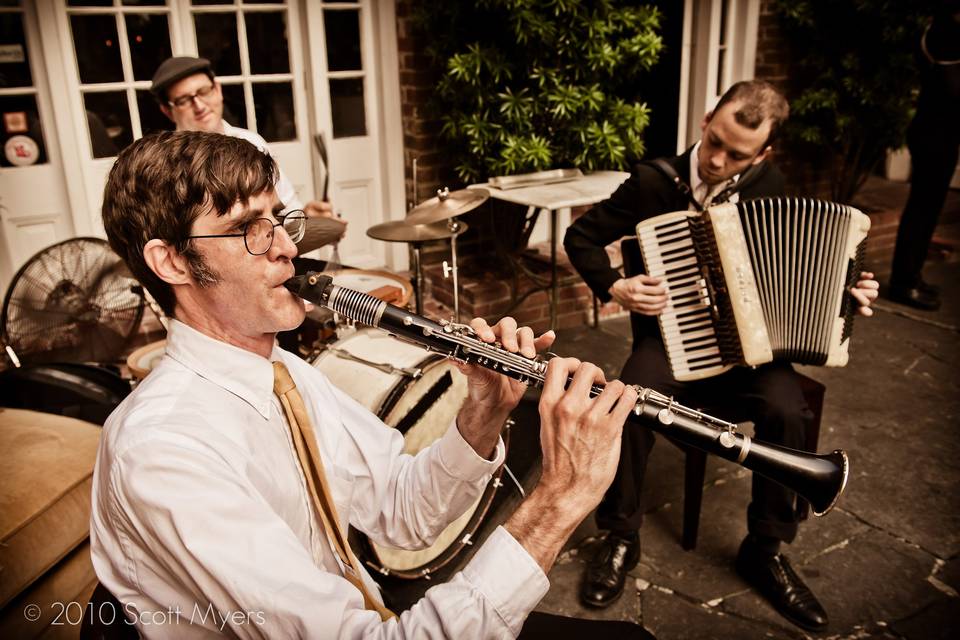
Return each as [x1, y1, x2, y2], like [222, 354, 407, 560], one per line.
[596, 336, 813, 543]
[890, 124, 960, 288]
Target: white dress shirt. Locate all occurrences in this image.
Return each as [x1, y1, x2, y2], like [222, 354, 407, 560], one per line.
[90, 320, 549, 638]
[222, 121, 304, 213]
[688, 141, 740, 210]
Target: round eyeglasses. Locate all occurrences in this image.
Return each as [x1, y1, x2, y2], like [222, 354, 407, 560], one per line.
[169, 84, 217, 110]
[186, 210, 306, 256]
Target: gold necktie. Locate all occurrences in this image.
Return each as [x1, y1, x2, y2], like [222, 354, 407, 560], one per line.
[272, 361, 396, 621]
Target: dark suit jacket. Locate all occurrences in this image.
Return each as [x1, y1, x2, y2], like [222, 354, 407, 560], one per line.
[563, 146, 785, 340]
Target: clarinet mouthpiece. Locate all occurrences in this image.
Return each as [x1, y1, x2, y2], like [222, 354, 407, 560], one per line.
[284, 271, 333, 305]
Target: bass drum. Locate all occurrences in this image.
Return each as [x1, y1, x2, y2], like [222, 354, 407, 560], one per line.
[311, 328, 510, 579]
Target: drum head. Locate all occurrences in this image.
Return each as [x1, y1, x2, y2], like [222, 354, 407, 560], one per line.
[331, 269, 413, 308]
[312, 328, 509, 579]
[126, 340, 166, 380]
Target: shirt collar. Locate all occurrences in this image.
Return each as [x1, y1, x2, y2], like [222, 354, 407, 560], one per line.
[164, 319, 283, 419]
[689, 140, 739, 205]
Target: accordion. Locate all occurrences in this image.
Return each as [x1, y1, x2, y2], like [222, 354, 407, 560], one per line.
[635, 197, 870, 381]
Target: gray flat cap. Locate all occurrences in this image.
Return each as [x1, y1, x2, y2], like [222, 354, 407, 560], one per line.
[150, 57, 213, 98]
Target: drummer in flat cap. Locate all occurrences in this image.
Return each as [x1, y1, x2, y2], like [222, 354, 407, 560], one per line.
[150, 56, 339, 229]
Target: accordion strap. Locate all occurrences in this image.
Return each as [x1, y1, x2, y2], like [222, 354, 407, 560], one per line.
[650, 158, 704, 212]
[648, 156, 770, 210]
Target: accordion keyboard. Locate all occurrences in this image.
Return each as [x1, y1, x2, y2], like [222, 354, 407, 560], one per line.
[637, 213, 728, 379]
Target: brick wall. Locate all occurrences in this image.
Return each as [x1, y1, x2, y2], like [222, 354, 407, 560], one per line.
[754, 0, 834, 199]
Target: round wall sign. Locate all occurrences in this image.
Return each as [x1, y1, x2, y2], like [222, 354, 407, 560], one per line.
[5, 135, 40, 166]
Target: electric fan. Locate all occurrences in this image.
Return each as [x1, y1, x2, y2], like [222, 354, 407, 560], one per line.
[1, 237, 145, 365]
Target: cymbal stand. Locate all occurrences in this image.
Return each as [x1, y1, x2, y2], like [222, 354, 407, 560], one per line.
[409, 157, 422, 313]
[442, 217, 462, 322]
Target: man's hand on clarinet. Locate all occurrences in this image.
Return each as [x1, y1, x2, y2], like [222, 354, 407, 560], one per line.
[453, 317, 555, 460]
[609, 275, 668, 316]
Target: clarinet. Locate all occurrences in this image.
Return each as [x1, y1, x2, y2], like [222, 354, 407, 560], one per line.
[285, 273, 849, 516]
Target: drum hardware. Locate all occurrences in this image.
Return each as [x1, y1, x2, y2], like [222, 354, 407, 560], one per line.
[321, 343, 423, 378]
[126, 340, 167, 381]
[287, 273, 852, 518]
[365, 218, 469, 318]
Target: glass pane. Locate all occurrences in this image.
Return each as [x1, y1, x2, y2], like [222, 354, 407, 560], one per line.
[245, 11, 289, 75]
[67, 1, 113, 6]
[245, 0, 283, 4]
[324, 9, 361, 72]
[137, 89, 174, 136]
[126, 13, 172, 81]
[253, 82, 295, 142]
[71, 14, 124, 84]
[84, 91, 132, 158]
[194, 12, 240, 76]
[0, 94, 48, 167]
[219, 82, 247, 129]
[329, 77, 365, 138]
[0, 12, 32, 88]
[122, 1, 167, 5]
[192, 0, 232, 4]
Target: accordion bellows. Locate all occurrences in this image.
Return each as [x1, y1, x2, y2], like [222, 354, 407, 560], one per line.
[636, 197, 871, 381]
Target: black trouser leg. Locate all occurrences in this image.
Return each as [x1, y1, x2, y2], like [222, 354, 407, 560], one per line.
[597, 336, 810, 545]
[890, 132, 960, 288]
[595, 337, 686, 533]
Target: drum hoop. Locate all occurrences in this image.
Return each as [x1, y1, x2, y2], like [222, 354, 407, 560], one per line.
[358, 423, 511, 580]
[126, 340, 166, 380]
[373, 353, 445, 420]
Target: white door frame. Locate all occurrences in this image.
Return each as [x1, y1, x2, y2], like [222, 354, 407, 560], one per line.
[677, 0, 761, 153]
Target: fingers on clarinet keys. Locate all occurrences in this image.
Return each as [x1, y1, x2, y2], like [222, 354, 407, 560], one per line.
[736, 541, 829, 632]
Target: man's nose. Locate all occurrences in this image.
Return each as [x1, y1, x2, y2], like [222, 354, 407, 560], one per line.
[271, 224, 299, 260]
[709, 152, 725, 168]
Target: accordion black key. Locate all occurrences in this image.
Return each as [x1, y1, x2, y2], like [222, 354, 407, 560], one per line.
[635, 197, 870, 381]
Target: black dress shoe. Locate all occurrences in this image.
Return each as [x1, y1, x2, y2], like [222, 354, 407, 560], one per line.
[887, 284, 941, 311]
[580, 532, 640, 608]
[736, 542, 828, 632]
[918, 279, 940, 295]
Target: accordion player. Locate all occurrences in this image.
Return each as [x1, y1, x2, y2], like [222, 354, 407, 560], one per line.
[635, 197, 870, 381]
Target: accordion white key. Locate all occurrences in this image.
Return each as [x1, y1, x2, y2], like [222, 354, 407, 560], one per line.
[635, 197, 871, 381]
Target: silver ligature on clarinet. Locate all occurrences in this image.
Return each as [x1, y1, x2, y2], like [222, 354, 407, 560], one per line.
[635, 197, 871, 381]
[284, 273, 850, 517]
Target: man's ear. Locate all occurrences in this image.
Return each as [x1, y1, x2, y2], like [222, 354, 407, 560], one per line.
[143, 239, 192, 286]
[159, 103, 174, 123]
[700, 110, 714, 133]
[751, 145, 773, 166]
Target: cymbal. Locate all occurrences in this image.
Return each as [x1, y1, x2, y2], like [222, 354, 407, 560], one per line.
[404, 187, 489, 225]
[367, 220, 469, 243]
[296, 217, 347, 254]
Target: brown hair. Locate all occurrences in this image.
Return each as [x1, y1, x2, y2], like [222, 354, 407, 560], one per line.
[712, 80, 790, 147]
[102, 130, 277, 316]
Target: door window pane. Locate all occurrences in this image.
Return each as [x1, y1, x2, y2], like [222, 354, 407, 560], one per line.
[245, 11, 290, 75]
[195, 12, 240, 76]
[219, 82, 247, 129]
[122, 1, 167, 5]
[0, 13, 31, 88]
[126, 14, 172, 81]
[329, 77, 365, 138]
[137, 89, 174, 136]
[0, 94, 47, 167]
[71, 14, 123, 84]
[323, 9, 361, 72]
[253, 82, 295, 142]
[67, 1, 113, 6]
[192, 0, 232, 5]
[83, 91, 131, 158]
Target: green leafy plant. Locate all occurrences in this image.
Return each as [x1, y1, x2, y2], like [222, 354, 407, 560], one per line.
[772, 0, 933, 202]
[412, 1, 663, 183]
